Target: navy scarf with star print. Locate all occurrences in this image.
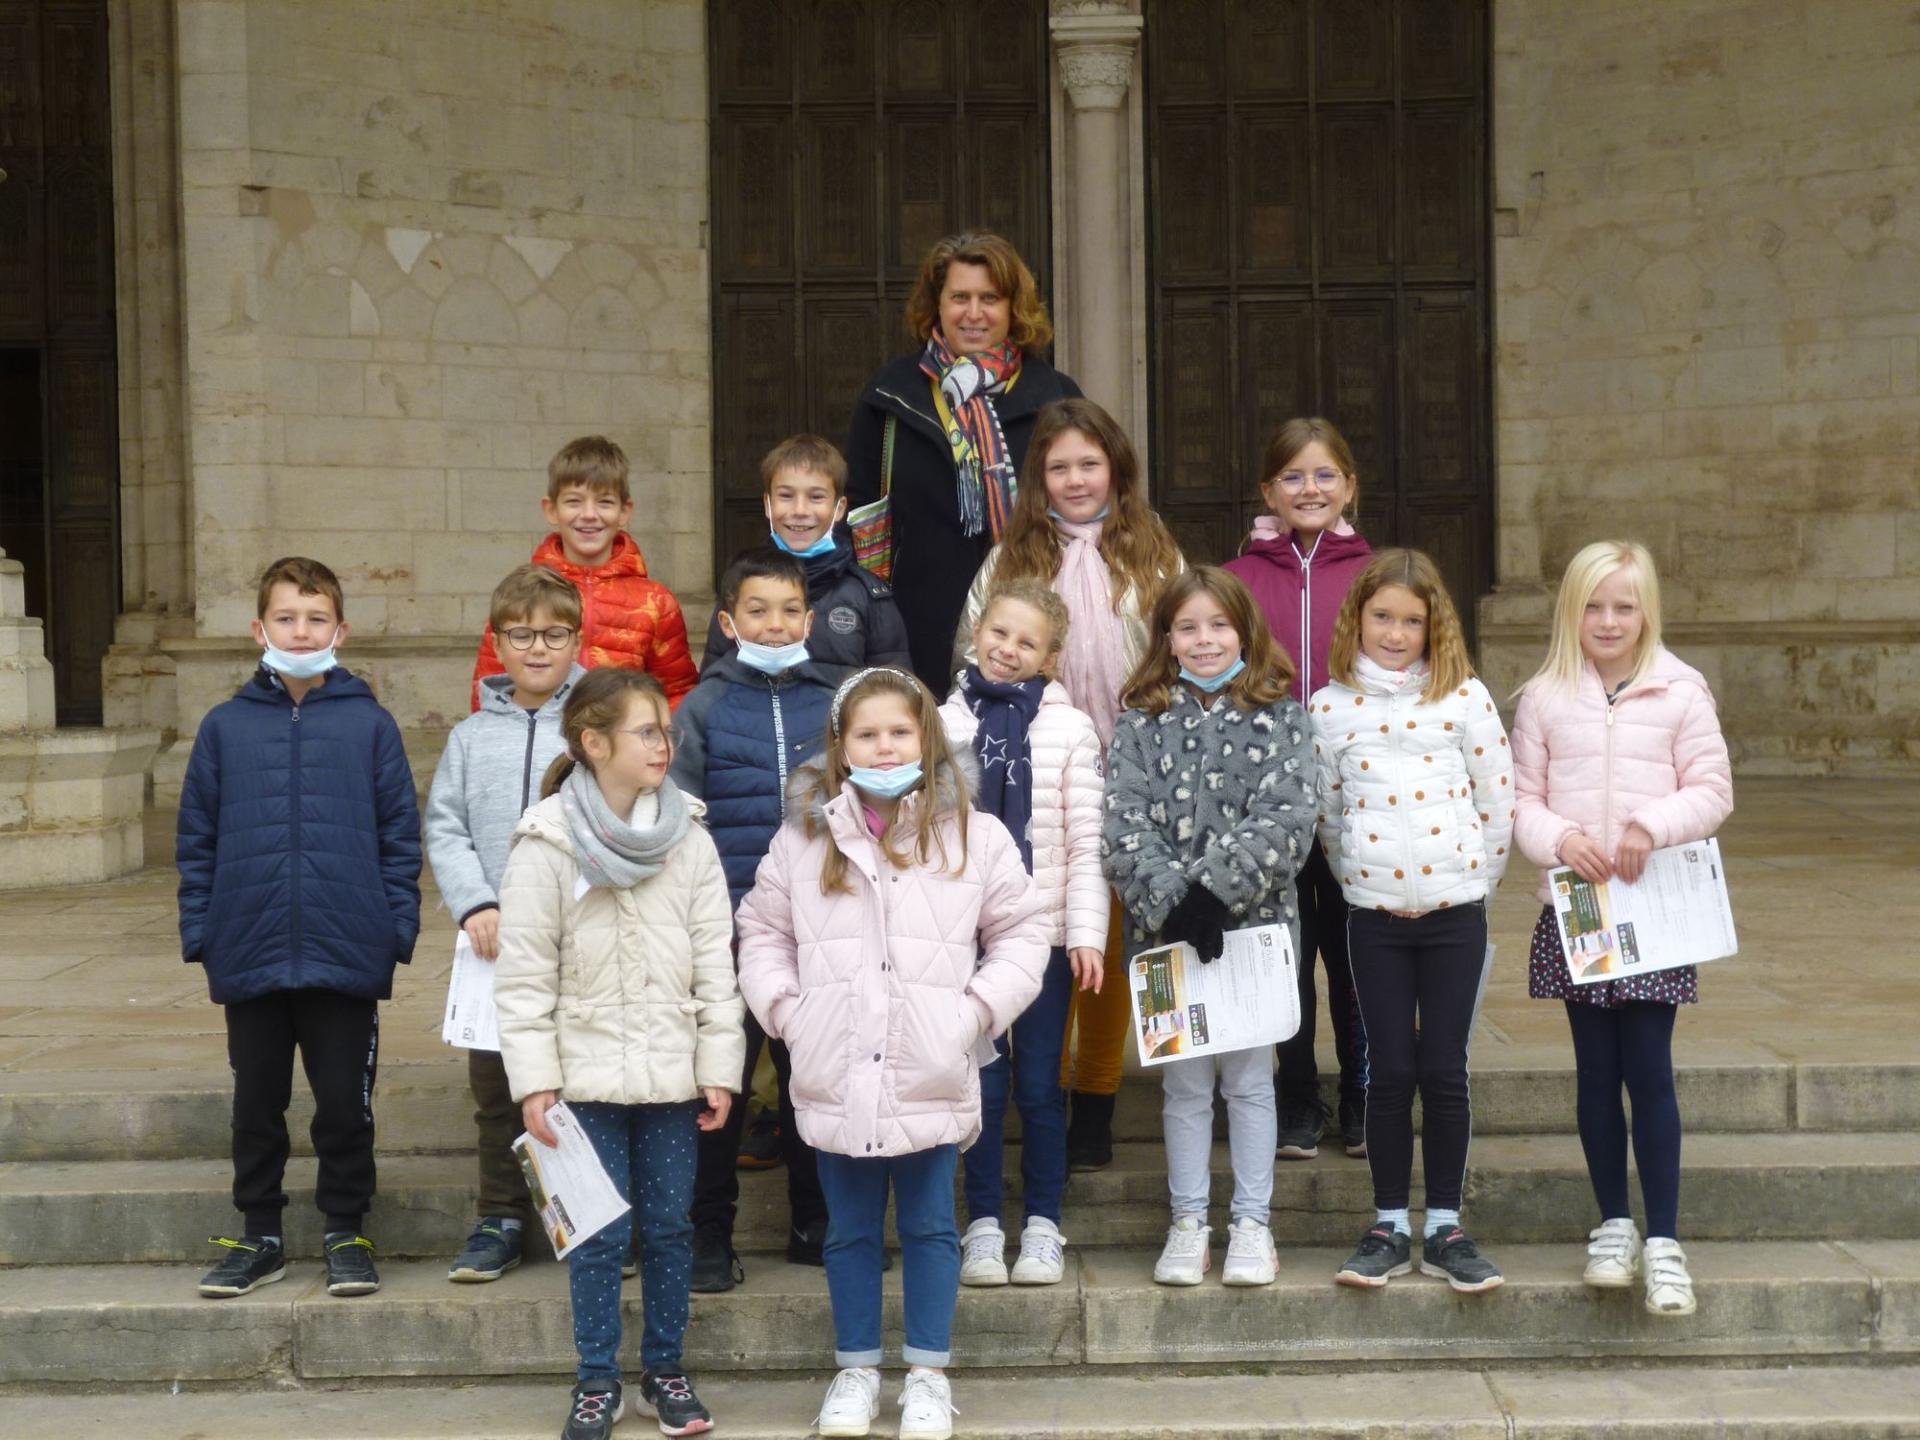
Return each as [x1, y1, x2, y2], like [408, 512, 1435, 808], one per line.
[959, 665, 1047, 872]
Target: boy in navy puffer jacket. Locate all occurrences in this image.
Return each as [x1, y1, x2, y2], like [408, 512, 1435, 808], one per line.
[670, 548, 836, 1291]
[178, 557, 421, 1302]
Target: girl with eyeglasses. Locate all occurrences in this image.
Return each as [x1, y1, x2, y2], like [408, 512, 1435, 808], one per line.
[1223, 417, 1375, 1164]
[495, 667, 745, 1440]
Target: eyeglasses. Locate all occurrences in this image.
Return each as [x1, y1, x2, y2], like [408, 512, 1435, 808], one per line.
[501, 625, 577, 651]
[616, 724, 671, 752]
[1273, 468, 1347, 492]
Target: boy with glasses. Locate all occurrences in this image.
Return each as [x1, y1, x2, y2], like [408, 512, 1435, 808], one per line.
[428, 564, 587, 1282]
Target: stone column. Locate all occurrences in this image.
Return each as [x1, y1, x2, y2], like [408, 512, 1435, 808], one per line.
[1050, 4, 1146, 441]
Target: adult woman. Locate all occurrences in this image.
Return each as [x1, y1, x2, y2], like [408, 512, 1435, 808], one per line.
[845, 232, 1083, 691]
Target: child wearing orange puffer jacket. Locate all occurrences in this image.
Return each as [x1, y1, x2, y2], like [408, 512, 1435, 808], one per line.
[471, 436, 699, 712]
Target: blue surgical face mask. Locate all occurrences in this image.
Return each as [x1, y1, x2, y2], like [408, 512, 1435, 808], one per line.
[770, 526, 839, 560]
[734, 635, 811, 675]
[1179, 657, 1246, 693]
[848, 762, 923, 799]
[263, 628, 340, 680]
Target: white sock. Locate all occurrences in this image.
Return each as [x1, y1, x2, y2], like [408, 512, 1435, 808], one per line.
[1375, 1207, 1411, 1236]
[1424, 1208, 1461, 1239]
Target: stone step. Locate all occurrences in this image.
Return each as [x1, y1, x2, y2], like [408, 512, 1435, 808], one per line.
[3, 1364, 1920, 1437]
[6, 1058, 1918, 1161]
[1, 1241, 1912, 1385]
[6, 1132, 1916, 1267]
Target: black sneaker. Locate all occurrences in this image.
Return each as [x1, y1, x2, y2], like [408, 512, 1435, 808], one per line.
[737, 1107, 783, 1170]
[1421, 1226, 1505, 1293]
[197, 1235, 286, 1298]
[564, 1380, 625, 1440]
[637, 1369, 714, 1436]
[787, 1217, 889, 1270]
[323, 1232, 381, 1296]
[689, 1231, 744, 1293]
[1066, 1090, 1115, 1171]
[1275, 1098, 1326, 1159]
[1334, 1222, 1412, 1288]
[448, 1217, 524, 1283]
[1338, 1095, 1367, 1158]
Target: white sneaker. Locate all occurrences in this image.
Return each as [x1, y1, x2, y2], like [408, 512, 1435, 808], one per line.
[958, 1217, 1008, 1287]
[815, 1366, 882, 1438]
[1221, 1216, 1278, 1286]
[897, 1369, 955, 1440]
[1644, 1237, 1697, 1316]
[1152, 1214, 1211, 1286]
[1583, 1217, 1641, 1288]
[1010, 1217, 1067, 1285]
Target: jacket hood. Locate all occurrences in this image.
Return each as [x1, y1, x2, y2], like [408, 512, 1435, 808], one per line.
[477, 663, 589, 718]
[703, 652, 846, 693]
[1238, 523, 1371, 568]
[1612, 646, 1709, 698]
[531, 529, 646, 581]
[781, 749, 981, 832]
[236, 664, 376, 705]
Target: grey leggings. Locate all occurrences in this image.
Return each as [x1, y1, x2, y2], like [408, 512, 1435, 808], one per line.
[1162, 1045, 1276, 1222]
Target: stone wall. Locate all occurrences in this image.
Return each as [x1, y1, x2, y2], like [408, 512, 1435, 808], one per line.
[1483, 0, 1920, 774]
[118, 0, 711, 786]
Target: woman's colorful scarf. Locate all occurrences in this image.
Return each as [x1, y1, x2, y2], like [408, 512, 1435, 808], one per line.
[921, 332, 1022, 539]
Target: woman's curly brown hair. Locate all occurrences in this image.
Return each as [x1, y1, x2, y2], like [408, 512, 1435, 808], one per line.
[903, 231, 1053, 352]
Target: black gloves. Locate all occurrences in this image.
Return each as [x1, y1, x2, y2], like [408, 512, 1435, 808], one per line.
[1162, 884, 1234, 963]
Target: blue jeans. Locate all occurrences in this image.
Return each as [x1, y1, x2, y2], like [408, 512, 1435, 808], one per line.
[567, 1100, 699, 1383]
[963, 946, 1072, 1225]
[814, 1144, 960, 1368]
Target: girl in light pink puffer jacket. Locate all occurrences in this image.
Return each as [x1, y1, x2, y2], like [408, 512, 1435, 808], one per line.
[1512, 541, 1733, 1323]
[736, 667, 1047, 1440]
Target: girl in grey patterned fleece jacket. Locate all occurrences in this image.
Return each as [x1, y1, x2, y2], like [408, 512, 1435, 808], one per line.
[1102, 567, 1314, 1288]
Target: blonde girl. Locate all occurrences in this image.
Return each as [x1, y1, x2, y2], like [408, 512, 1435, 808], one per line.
[955, 396, 1185, 1170]
[1224, 416, 1375, 1160]
[495, 670, 744, 1439]
[1309, 550, 1513, 1295]
[1103, 567, 1314, 1288]
[736, 668, 1047, 1440]
[1513, 541, 1733, 1317]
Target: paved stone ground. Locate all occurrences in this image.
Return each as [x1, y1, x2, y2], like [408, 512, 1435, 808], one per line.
[1, 778, 1912, 1081]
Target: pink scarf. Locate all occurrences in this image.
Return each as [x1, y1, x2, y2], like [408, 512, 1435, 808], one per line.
[1051, 517, 1129, 747]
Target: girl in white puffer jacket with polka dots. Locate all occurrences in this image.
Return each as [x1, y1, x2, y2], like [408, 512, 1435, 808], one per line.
[1308, 549, 1514, 1298]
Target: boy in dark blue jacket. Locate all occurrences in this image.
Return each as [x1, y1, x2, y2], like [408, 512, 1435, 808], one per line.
[671, 549, 837, 1291]
[179, 557, 422, 1301]
[700, 434, 910, 676]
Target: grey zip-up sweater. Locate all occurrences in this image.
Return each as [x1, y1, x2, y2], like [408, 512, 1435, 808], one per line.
[425, 665, 586, 923]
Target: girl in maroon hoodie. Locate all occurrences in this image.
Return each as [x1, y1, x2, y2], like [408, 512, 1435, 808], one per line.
[1223, 417, 1373, 1162]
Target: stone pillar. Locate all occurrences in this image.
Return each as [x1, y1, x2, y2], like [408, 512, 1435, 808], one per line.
[1050, 3, 1147, 443]
[0, 549, 160, 888]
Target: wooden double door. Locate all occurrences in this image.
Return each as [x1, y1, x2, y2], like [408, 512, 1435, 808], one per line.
[1146, 0, 1492, 635]
[0, 0, 117, 724]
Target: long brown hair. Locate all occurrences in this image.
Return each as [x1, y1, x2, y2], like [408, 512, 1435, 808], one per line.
[902, 231, 1053, 351]
[810, 668, 970, 895]
[1326, 548, 1474, 701]
[1120, 566, 1293, 715]
[541, 669, 671, 798]
[1257, 416, 1361, 528]
[994, 399, 1182, 614]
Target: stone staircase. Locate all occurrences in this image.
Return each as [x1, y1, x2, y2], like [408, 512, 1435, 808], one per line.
[3, 1056, 1919, 1436]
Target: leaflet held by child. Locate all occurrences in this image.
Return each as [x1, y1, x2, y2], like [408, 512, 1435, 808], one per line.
[1551, 838, 1737, 986]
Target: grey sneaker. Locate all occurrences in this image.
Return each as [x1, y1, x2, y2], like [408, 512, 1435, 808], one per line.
[1420, 1226, 1504, 1293]
[1335, 1221, 1413, 1288]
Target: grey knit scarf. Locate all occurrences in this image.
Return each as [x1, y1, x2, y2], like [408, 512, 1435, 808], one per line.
[558, 764, 690, 889]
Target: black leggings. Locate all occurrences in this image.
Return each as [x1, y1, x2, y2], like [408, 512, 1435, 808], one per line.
[1346, 903, 1486, 1212]
[1563, 1000, 1681, 1239]
[1274, 843, 1368, 1108]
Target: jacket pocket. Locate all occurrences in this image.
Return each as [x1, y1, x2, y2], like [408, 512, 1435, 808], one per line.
[781, 984, 852, 1110]
[893, 986, 973, 1105]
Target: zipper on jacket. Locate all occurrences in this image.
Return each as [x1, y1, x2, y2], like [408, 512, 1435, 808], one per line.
[1388, 691, 1421, 911]
[289, 701, 304, 983]
[520, 710, 539, 814]
[874, 386, 944, 437]
[1292, 532, 1320, 707]
[770, 681, 791, 814]
[1602, 695, 1617, 853]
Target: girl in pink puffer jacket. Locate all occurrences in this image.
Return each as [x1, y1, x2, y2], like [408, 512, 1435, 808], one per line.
[736, 667, 1048, 1440]
[1512, 540, 1734, 1322]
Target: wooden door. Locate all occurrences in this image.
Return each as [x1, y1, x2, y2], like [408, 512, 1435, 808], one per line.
[0, 0, 118, 724]
[1145, 0, 1491, 637]
[707, 0, 1052, 582]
